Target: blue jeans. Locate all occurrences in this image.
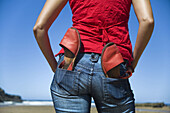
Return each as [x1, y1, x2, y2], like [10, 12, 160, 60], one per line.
[50, 53, 135, 113]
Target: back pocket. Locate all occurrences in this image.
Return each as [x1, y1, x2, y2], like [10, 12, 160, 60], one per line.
[54, 67, 80, 96]
[102, 76, 132, 103]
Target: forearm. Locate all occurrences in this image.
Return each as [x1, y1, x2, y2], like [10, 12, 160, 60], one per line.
[33, 27, 57, 72]
[132, 19, 154, 69]
[131, 0, 154, 70]
[33, 0, 68, 72]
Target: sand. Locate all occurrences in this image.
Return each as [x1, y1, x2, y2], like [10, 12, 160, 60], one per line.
[0, 106, 170, 113]
[0, 106, 96, 113]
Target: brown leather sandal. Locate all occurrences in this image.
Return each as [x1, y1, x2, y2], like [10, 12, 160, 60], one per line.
[58, 27, 81, 71]
[101, 42, 132, 79]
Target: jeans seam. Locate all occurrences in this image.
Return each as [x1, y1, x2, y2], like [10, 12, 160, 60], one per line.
[102, 77, 109, 102]
[77, 63, 92, 70]
[75, 71, 81, 95]
[88, 75, 92, 94]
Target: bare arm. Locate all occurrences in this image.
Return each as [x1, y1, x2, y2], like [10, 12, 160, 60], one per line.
[33, 0, 68, 73]
[131, 0, 154, 71]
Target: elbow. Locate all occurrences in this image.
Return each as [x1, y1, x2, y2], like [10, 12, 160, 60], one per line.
[33, 25, 41, 34]
[146, 18, 154, 27]
[141, 17, 154, 28]
[33, 24, 47, 39]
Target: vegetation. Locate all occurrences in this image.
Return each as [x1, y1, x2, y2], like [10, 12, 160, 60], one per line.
[135, 102, 165, 108]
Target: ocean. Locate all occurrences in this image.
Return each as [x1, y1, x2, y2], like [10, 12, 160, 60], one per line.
[0, 100, 169, 112]
[0, 100, 95, 107]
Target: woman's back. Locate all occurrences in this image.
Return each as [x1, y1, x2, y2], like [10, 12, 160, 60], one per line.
[57, 0, 133, 65]
[70, 0, 131, 26]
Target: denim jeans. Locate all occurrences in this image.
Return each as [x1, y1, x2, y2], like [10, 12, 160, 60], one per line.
[50, 53, 135, 113]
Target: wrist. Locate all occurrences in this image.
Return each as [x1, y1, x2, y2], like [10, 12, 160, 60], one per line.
[50, 60, 58, 73]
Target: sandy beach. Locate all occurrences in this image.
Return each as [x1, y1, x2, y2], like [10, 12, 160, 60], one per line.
[0, 106, 170, 113]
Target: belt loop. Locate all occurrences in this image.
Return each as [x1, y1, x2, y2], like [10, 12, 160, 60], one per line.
[90, 53, 100, 62]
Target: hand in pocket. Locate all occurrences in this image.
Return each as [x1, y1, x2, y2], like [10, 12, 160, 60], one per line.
[107, 64, 120, 78]
[62, 55, 74, 69]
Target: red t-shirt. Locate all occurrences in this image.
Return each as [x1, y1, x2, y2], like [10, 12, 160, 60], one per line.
[55, 0, 133, 65]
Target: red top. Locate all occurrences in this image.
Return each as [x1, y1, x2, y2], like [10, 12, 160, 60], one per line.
[55, 0, 133, 65]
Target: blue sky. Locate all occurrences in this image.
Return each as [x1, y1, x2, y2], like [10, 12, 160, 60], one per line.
[0, 0, 170, 103]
